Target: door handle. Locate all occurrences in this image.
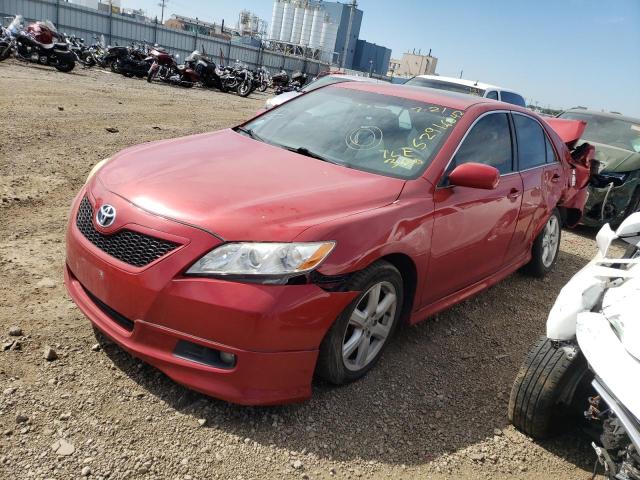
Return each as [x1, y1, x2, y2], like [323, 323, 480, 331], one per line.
[507, 188, 521, 200]
[551, 173, 561, 183]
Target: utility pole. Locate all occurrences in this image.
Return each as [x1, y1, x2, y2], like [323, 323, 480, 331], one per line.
[158, 0, 168, 25]
[459, 69, 463, 79]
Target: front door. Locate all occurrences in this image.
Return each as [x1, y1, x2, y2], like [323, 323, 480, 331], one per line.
[424, 112, 523, 304]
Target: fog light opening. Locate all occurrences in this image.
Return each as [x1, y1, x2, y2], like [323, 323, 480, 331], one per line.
[219, 351, 236, 366]
[173, 340, 236, 369]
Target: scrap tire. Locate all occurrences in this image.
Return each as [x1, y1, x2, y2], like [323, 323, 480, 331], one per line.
[508, 336, 589, 439]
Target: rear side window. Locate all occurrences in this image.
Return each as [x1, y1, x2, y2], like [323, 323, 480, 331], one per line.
[514, 114, 546, 170]
[545, 135, 558, 163]
[486, 91, 499, 100]
[500, 91, 526, 107]
[450, 113, 513, 175]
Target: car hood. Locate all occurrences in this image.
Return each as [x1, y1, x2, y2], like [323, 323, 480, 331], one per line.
[590, 141, 640, 173]
[96, 129, 405, 241]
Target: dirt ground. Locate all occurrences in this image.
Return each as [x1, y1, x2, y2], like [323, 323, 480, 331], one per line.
[0, 60, 616, 479]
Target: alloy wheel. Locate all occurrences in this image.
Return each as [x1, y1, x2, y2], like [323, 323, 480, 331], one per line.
[342, 281, 397, 372]
[541, 215, 560, 267]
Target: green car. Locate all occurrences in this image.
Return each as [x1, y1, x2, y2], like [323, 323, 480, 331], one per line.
[558, 109, 640, 227]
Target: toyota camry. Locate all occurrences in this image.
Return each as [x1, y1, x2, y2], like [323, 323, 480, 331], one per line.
[65, 82, 592, 405]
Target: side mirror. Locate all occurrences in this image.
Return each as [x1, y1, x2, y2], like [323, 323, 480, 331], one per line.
[448, 162, 500, 190]
[616, 211, 640, 237]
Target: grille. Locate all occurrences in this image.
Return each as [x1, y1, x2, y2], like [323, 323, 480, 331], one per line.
[76, 196, 178, 267]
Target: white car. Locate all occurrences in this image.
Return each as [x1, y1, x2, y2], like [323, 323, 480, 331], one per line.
[509, 213, 640, 480]
[264, 74, 384, 110]
[404, 74, 526, 107]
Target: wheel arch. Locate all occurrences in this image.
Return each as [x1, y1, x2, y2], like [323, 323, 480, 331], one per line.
[378, 253, 417, 324]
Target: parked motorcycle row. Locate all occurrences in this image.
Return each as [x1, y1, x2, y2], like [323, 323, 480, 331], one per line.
[1, 15, 310, 97]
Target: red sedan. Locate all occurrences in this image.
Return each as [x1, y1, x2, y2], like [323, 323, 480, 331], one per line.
[64, 83, 592, 405]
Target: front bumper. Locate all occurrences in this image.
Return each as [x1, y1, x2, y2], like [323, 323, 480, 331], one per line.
[64, 188, 357, 405]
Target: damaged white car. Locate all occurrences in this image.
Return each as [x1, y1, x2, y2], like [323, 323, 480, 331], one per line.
[509, 212, 640, 480]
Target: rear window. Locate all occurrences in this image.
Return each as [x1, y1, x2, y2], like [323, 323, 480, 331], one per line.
[242, 87, 465, 179]
[499, 91, 526, 107]
[405, 77, 485, 97]
[559, 111, 640, 153]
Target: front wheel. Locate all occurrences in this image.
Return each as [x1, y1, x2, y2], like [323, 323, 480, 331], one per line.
[508, 336, 590, 439]
[257, 81, 268, 92]
[237, 80, 251, 97]
[316, 261, 403, 385]
[524, 208, 561, 277]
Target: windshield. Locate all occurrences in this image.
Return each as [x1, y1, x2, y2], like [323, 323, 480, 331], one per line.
[405, 77, 486, 97]
[559, 112, 640, 153]
[241, 87, 464, 179]
[7, 15, 23, 33]
[303, 75, 352, 93]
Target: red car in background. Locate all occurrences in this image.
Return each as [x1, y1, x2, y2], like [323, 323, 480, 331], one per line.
[64, 83, 592, 405]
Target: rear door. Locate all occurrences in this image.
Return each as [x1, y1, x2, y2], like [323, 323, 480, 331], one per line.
[425, 112, 524, 303]
[505, 113, 561, 262]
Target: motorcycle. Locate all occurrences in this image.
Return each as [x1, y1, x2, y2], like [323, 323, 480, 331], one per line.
[64, 34, 93, 67]
[271, 69, 308, 94]
[509, 212, 640, 480]
[3, 16, 75, 72]
[217, 61, 253, 97]
[253, 66, 270, 93]
[146, 45, 178, 83]
[112, 42, 150, 78]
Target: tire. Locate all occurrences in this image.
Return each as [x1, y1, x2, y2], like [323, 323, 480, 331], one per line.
[237, 80, 251, 97]
[0, 42, 11, 62]
[110, 60, 120, 73]
[508, 336, 590, 439]
[258, 82, 267, 92]
[54, 60, 75, 73]
[146, 69, 155, 83]
[524, 208, 562, 277]
[316, 260, 403, 385]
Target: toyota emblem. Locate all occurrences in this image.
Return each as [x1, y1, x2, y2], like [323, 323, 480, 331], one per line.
[96, 204, 116, 228]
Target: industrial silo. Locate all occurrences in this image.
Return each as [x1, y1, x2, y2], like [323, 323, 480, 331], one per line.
[290, 1, 306, 45]
[300, 4, 314, 46]
[269, 0, 284, 40]
[308, 6, 323, 48]
[279, 0, 295, 43]
[319, 16, 338, 63]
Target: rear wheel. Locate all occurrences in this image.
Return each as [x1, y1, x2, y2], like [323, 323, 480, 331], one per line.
[524, 208, 561, 277]
[316, 261, 403, 385]
[54, 59, 75, 73]
[0, 42, 11, 61]
[508, 336, 590, 439]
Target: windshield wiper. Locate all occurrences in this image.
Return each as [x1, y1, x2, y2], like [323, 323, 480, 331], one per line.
[234, 126, 266, 143]
[282, 145, 338, 164]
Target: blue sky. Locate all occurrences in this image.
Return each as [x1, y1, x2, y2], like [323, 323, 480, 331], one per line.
[126, 0, 640, 116]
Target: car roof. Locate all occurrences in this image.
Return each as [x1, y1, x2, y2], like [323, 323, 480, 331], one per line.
[333, 81, 501, 111]
[324, 74, 385, 83]
[562, 108, 640, 124]
[412, 74, 521, 94]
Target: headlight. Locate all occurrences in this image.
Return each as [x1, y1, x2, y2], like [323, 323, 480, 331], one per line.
[590, 172, 629, 188]
[186, 241, 335, 281]
[86, 157, 110, 182]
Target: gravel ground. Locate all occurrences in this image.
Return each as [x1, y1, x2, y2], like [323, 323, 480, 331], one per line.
[0, 60, 618, 479]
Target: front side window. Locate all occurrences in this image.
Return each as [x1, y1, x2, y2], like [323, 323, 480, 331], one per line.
[486, 90, 499, 100]
[449, 113, 513, 175]
[241, 87, 465, 179]
[514, 114, 546, 170]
